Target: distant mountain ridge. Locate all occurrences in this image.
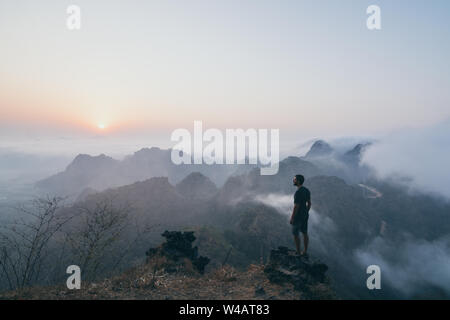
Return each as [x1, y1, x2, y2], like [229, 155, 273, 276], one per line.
[36, 141, 370, 199]
[36, 147, 245, 199]
[36, 154, 119, 197]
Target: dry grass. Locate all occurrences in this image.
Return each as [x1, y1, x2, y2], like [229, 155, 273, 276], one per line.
[0, 263, 311, 300]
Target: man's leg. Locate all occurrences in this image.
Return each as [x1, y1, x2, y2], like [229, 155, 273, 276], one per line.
[292, 225, 301, 254]
[300, 213, 309, 255]
[294, 234, 301, 255]
[301, 232, 309, 255]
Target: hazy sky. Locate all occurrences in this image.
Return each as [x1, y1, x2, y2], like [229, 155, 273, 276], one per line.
[1, 0, 449, 153]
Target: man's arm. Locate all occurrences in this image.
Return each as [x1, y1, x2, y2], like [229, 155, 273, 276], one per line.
[290, 204, 298, 224]
[307, 190, 312, 212]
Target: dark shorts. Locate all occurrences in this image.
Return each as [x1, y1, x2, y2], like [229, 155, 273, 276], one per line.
[292, 213, 309, 236]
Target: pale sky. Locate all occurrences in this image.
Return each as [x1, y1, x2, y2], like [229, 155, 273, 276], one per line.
[1, 0, 449, 154]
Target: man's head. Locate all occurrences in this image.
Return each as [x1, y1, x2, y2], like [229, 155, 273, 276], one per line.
[293, 174, 305, 187]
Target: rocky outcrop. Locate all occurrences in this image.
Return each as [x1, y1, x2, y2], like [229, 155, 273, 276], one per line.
[264, 247, 331, 298]
[146, 231, 210, 274]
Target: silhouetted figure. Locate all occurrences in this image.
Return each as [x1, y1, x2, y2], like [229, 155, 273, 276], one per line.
[290, 174, 311, 256]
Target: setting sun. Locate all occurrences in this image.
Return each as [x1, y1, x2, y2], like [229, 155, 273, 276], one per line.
[98, 123, 106, 130]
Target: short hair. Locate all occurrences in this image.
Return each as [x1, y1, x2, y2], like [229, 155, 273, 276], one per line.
[295, 174, 305, 185]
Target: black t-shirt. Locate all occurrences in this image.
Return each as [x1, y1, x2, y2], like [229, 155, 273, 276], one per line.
[294, 186, 311, 217]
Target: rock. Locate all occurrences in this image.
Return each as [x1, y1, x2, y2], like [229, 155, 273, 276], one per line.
[264, 246, 329, 295]
[255, 286, 266, 296]
[193, 256, 211, 274]
[146, 231, 210, 274]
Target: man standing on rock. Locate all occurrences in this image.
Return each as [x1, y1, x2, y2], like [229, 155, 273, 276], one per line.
[290, 174, 311, 256]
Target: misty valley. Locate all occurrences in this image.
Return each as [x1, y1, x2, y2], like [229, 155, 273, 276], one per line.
[0, 140, 449, 300]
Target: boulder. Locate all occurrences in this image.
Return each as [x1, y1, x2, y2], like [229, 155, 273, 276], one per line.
[264, 246, 329, 294]
[146, 231, 210, 274]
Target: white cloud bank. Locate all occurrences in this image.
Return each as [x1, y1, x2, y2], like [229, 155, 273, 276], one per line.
[355, 236, 450, 297]
[362, 119, 450, 198]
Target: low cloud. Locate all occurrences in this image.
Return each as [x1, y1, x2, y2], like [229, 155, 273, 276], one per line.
[355, 236, 450, 297]
[254, 193, 292, 215]
[255, 193, 450, 298]
[253, 193, 337, 242]
[362, 119, 450, 199]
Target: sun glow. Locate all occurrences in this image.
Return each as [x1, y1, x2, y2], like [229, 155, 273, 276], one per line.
[98, 123, 106, 130]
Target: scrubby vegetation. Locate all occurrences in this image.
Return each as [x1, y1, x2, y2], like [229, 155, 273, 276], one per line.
[0, 231, 335, 300]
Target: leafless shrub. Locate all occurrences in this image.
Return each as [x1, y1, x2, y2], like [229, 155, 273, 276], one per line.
[64, 198, 154, 281]
[0, 196, 70, 290]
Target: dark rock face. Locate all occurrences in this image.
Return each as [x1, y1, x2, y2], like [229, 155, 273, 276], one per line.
[146, 231, 210, 274]
[254, 286, 266, 296]
[264, 247, 329, 295]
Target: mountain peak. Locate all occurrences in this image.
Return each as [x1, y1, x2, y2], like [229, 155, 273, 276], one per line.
[68, 153, 117, 170]
[176, 172, 218, 199]
[343, 142, 372, 165]
[305, 140, 333, 158]
[134, 147, 163, 155]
